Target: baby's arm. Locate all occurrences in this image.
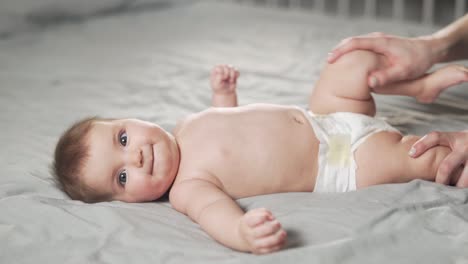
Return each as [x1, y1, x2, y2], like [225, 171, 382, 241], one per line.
[210, 65, 239, 107]
[169, 178, 286, 254]
[310, 50, 468, 115]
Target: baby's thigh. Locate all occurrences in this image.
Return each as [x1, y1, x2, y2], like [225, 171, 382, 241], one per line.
[354, 132, 420, 188]
[309, 50, 384, 116]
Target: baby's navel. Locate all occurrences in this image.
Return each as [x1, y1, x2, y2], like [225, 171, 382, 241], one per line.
[293, 116, 304, 124]
[290, 111, 306, 125]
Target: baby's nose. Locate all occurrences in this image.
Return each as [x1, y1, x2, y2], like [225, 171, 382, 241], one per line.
[127, 148, 143, 168]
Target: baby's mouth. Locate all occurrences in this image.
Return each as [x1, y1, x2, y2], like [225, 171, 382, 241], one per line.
[150, 144, 156, 176]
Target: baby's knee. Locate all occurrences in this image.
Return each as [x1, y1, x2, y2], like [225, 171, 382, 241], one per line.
[329, 50, 382, 72]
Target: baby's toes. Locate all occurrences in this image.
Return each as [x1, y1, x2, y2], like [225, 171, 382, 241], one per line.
[417, 65, 468, 103]
[456, 65, 468, 82]
[445, 65, 468, 85]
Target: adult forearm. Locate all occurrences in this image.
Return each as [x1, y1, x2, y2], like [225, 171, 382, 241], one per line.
[427, 14, 468, 63]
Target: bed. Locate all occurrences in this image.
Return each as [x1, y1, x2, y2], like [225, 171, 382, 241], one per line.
[1, 0, 467, 263]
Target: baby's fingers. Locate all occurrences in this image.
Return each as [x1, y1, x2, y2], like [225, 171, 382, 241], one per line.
[228, 67, 237, 84]
[257, 244, 283, 255]
[219, 65, 230, 81]
[253, 229, 287, 254]
[253, 220, 282, 238]
[245, 209, 274, 227]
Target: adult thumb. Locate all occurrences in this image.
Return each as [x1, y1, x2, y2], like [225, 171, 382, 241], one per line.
[368, 67, 404, 88]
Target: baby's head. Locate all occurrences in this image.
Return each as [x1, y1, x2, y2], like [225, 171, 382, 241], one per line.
[53, 117, 180, 203]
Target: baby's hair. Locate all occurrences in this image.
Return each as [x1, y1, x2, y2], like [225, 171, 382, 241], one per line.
[52, 116, 113, 203]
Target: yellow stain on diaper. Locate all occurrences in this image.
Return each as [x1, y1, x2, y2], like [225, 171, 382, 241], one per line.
[327, 134, 351, 167]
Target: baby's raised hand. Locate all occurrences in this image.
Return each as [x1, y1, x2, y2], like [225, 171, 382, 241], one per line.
[210, 64, 240, 94]
[238, 208, 287, 254]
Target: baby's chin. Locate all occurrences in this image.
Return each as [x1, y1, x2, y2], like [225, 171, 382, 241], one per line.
[113, 187, 162, 203]
[121, 195, 159, 203]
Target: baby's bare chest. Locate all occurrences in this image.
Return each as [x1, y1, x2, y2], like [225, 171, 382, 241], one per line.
[175, 105, 319, 198]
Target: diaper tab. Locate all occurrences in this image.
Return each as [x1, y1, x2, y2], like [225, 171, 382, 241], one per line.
[326, 134, 351, 167]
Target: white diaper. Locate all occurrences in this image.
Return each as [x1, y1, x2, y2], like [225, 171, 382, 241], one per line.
[303, 110, 400, 192]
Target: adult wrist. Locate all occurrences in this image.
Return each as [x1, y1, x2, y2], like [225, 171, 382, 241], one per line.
[418, 35, 450, 64]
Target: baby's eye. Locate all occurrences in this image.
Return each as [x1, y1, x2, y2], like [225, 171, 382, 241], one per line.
[118, 170, 127, 186]
[119, 131, 128, 146]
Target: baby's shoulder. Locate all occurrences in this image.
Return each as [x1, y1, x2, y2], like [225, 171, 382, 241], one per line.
[169, 171, 224, 211]
[173, 108, 226, 138]
[173, 169, 223, 190]
[172, 111, 203, 137]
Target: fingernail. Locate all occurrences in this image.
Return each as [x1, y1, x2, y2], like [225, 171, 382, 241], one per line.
[369, 76, 378, 88]
[408, 147, 416, 157]
[327, 52, 334, 61]
[458, 65, 468, 73]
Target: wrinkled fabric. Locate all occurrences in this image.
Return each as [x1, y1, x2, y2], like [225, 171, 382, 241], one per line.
[1, 1, 467, 264]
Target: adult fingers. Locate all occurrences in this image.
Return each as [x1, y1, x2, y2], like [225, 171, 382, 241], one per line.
[328, 37, 388, 63]
[455, 166, 468, 188]
[368, 66, 407, 88]
[436, 151, 466, 185]
[368, 32, 388, 37]
[409, 131, 451, 158]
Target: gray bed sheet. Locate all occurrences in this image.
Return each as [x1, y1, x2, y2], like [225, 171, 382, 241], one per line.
[1, 1, 468, 263]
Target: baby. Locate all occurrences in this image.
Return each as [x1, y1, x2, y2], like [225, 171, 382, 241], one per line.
[53, 50, 467, 254]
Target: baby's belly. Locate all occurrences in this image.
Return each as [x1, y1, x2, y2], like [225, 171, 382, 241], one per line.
[212, 108, 319, 198]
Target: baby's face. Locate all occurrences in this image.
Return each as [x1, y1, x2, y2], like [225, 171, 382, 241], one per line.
[81, 119, 180, 202]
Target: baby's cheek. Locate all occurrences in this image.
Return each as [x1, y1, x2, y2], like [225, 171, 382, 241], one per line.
[135, 179, 159, 198]
[127, 185, 150, 202]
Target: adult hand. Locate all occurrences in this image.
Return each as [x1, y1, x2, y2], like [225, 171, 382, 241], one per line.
[327, 33, 436, 88]
[410, 131, 468, 187]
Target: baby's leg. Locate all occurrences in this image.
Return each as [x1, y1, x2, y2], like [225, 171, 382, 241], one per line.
[210, 64, 239, 107]
[372, 64, 468, 103]
[309, 50, 468, 116]
[355, 132, 461, 188]
[309, 50, 380, 116]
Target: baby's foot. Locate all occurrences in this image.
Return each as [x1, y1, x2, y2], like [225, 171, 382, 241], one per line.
[210, 64, 240, 107]
[417, 64, 468, 103]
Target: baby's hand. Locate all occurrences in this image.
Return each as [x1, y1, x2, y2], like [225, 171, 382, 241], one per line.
[210, 64, 240, 94]
[238, 208, 287, 254]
